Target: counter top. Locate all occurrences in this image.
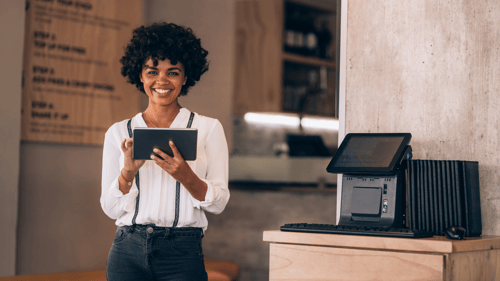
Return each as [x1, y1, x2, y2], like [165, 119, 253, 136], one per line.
[263, 230, 500, 254]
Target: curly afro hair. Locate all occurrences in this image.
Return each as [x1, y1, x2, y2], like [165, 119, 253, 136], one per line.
[120, 22, 209, 96]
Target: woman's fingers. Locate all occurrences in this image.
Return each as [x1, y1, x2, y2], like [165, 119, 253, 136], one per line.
[169, 140, 184, 160]
[150, 150, 174, 174]
[125, 138, 133, 148]
[151, 143, 185, 170]
[121, 138, 134, 151]
[151, 140, 184, 163]
[120, 138, 145, 173]
[121, 138, 132, 154]
[149, 141, 193, 183]
[151, 148, 172, 162]
[121, 138, 127, 152]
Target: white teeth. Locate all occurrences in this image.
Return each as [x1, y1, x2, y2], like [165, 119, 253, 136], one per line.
[155, 89, 171, 94]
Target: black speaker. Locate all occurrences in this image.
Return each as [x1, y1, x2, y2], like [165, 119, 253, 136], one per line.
[407, 160, 482, 237]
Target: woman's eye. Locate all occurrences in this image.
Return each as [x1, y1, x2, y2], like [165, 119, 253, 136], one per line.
[168, 72, 179, 76]
[147, 71, 157, 75]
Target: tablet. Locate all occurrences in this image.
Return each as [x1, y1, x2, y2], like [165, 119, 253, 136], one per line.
[133, 128, 198, 161]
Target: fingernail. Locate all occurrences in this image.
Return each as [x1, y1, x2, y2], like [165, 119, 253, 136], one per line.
[150, 155, 155, 160]
[169, 140, 173, 145]
[153, 148, 158, 153]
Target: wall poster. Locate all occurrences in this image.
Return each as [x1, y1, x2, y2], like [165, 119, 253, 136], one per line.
[22, 0, 143, 145]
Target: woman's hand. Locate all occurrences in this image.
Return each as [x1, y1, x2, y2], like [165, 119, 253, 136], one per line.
[150, 140, 193, 183]
[151, 140, 207, 201]
[121, 138, 146, 180]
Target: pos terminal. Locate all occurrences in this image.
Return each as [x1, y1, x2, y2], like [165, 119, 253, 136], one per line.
[326, 133, 413, 229]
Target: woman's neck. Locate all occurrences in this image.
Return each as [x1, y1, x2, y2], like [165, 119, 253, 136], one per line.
[143, 103, 182, 128]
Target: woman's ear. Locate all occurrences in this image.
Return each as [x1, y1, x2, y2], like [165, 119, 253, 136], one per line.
[140, 74, 144, 83]
[183, 77, 187, 85]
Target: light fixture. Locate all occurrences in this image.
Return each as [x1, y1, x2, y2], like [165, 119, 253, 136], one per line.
[244, 112, 338, 131]
[301, 116, 339, 130]
[244, 112, 300, 127]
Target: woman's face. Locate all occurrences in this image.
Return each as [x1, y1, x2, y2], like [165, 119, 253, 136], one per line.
[140, 58, 187, 108]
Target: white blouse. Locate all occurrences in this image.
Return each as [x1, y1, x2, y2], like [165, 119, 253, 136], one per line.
[100, 108, 230, 232]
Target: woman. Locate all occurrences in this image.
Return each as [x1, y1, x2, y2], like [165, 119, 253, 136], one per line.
[100, 22, 229, 280]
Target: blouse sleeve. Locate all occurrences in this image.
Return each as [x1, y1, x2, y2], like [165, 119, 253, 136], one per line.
[190, 120, 230, 215]
[100, 124, 139, 220]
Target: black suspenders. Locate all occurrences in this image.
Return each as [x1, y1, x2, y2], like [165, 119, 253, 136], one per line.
[173, 112, 194, 227]
[127, 112, 195, 227]
[126, 119, 140, 225]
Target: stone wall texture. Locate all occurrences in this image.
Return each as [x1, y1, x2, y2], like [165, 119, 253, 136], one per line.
[345, 0, 500, 235]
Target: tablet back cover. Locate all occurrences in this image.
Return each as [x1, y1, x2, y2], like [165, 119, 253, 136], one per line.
[133, 128, 197, 161]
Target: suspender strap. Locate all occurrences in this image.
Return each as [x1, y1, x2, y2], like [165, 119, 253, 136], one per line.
[127, 119, 141, 226]
[127, 112, 195, 227]
[172, 112, 195, 227]
[187, 112, 195, 128]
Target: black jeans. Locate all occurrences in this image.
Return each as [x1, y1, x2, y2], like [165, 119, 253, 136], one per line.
[106, 224, 208, 281]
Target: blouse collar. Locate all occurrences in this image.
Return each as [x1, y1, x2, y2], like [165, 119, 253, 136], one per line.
[136, 108, 191, 128]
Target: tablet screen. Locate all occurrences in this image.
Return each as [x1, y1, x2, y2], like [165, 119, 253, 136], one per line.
[326, 133, 411, 174]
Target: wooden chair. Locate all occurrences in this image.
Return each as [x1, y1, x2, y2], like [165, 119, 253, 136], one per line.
[0, 270, 107, 281]
[205, 258, 240, 281]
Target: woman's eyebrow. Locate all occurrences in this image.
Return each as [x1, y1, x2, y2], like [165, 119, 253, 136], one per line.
[143, 65, 181, 71]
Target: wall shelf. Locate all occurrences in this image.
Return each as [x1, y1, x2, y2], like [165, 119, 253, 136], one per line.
[283, 52, 336, 68]
[233, 0, 339, 117]
[286, 0, 336, 14]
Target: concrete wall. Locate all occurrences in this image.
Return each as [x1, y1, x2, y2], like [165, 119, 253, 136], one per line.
[346, 0, 500, 235]
[0, 0, 24, 277]
[16, 144, 116, 274]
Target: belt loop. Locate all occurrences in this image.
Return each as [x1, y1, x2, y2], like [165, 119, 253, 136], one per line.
[127, 225, 135, 233]
[163, 228, 171, 239]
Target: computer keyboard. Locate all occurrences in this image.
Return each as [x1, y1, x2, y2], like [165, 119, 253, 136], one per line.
[280, 223, 434, 238]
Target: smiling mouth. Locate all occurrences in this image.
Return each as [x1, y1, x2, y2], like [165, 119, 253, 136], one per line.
[154, 89, 172, 94]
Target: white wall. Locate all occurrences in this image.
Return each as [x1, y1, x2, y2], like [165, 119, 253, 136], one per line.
[0, 0, 24, 277]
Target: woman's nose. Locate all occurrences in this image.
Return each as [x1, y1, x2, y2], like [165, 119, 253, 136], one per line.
[157, 72, 170, 84]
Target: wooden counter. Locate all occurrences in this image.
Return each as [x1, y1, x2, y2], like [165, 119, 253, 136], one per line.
[263, 230, 500, 280]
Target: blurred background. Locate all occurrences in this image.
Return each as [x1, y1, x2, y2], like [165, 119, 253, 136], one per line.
[5, 0, 500, 280]
[1, 0, 341, 280]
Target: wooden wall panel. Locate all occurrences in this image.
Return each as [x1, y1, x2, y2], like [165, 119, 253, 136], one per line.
[233, 0, 283, 114]
[21, 0, 142, 145]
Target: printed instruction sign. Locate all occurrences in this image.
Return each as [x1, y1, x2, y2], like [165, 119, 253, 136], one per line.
[21, 0, 143, 145]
